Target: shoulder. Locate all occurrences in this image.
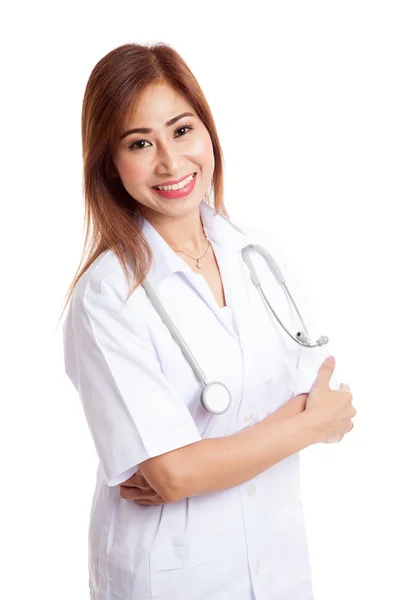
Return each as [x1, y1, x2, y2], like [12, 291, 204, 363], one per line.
[72, 249, 145, 302]
[70, 249, 150, 330]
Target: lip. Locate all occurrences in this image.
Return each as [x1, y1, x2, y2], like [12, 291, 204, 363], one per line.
[152, 172, 196, 188]
[152, 172, 197, 200]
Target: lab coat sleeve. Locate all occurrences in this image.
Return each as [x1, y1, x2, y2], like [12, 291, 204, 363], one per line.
[262, 231, 344, 397]
[63, 276, 203, 487]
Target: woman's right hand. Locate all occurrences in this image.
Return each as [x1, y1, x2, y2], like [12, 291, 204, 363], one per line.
[304, 356, 357, 443]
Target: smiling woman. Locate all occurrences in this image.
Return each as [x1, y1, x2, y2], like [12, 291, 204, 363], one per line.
[60, 40, 353, 600]
[59, 41, 235, 600]
[58, 43, 228, 329]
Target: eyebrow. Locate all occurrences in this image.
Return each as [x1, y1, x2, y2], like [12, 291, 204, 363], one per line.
[119, 111, 196, 141]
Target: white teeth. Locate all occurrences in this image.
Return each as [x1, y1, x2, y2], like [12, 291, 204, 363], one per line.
[155, 173, 195, 191]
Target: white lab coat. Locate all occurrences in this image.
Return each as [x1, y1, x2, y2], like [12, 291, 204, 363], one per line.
[63, 199, 341, 600]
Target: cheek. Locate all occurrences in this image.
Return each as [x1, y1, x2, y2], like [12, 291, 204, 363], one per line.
[188, 131, 214, 165]
[116, 155, 149, 186]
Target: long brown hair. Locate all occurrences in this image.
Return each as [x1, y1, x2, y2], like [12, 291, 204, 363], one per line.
[58, 42, 229, 326]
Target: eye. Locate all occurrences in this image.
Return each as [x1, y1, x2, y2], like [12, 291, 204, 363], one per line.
[129, 139, 151, 151]
[128, 123, 194, 151]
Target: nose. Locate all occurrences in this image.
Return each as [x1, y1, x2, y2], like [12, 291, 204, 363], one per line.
[154, 139, 183, 175]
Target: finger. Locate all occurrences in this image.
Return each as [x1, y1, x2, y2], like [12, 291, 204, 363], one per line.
[120, 480, 148, 492]
[134, 496, 165, 505]
[134, 498, 166, 506]
[129, 492, 152, 502]
[124, 470, 155, 492]
[131, 482, 149, 491]
[126, 488, 163, 502]
[121, 470, 143, 487]
[134, 470, 145, 483]
[312, 356, 337, 389]
[120, 486, 150, 500]
[340, 383, 351, 391]
[122, 471, 145, 488]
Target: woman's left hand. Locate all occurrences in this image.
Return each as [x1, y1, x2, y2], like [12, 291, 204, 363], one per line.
[119, 469, 168, 506]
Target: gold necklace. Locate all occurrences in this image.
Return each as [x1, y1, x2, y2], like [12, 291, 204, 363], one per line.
[168, 222, 210, 269]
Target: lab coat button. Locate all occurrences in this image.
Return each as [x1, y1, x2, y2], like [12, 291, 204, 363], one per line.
[254, 560, 261, 575]
[247, 483, 256, 497]
[243, 411, 254, 425]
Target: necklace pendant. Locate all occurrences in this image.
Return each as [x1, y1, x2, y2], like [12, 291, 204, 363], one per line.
[197, 260, 204, 269]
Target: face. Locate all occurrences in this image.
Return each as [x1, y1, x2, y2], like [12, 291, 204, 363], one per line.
[112, 82, 215, 221]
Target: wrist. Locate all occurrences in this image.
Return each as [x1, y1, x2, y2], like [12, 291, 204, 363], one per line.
[297, 409, 324, 445]
[267, 393, 308, 424]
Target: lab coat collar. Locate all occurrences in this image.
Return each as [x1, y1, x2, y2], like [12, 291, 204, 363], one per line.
[139, 199, 248, 290]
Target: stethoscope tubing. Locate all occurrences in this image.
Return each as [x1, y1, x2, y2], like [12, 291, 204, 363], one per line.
[242, 243, 328, 348]
[140, 219, 329, 414]
[141, 278, 208, 386]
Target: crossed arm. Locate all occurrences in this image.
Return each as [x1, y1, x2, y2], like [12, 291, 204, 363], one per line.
[119, 393, 309, 505]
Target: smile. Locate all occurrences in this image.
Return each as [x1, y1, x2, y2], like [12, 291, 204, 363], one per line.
[154, 173, 196, 191]
[152, 173, 197, 200]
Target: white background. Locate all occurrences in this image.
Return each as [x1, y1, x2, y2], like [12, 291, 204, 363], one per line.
[2, 1, 399, 598]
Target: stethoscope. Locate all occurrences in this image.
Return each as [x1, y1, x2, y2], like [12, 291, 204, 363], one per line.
[141, 219, 329, 416]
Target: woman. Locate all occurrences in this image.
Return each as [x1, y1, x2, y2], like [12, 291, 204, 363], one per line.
[61, 42, 356, 600]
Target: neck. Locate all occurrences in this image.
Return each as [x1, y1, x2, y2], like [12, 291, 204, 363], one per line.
[140, 205, 208, 254]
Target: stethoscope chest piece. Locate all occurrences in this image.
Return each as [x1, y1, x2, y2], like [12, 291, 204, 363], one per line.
[201, 381, 232, 415]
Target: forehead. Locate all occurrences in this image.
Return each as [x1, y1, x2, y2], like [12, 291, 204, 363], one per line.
[124, 83, 193, 126]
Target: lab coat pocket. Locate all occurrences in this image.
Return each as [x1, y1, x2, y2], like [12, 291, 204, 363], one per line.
[261, 349, 299, 414]
[266, 505, 314, 599]
[149, 534, 248, 600]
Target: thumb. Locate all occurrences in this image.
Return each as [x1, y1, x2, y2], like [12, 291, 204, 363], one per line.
[311, 355, 336, 389]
